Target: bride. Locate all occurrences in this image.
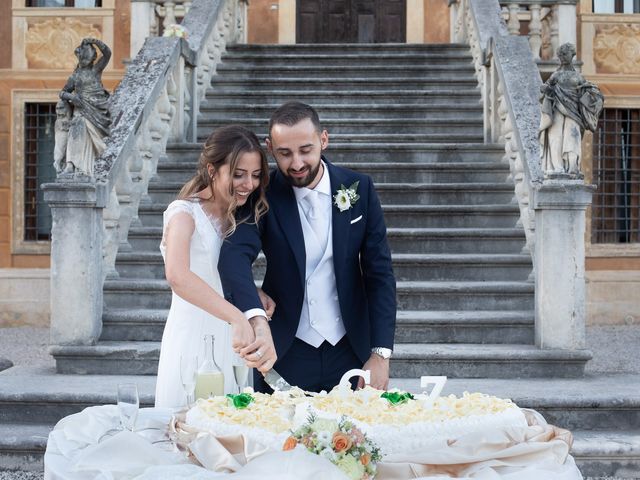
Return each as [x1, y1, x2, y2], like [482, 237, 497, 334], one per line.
[155, 125, 277, 408]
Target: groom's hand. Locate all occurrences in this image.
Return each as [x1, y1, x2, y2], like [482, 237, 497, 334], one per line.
[239, 316, 277, 373]
[358, 354, 389, 390]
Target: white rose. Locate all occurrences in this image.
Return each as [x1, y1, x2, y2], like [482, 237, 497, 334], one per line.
[334, 191, 351, 212]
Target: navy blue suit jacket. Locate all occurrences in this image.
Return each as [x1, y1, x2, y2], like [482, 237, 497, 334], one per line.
[218, 157, 396, 364]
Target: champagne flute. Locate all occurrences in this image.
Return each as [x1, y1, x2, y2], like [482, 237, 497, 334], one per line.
[233, 353, 249, 393]
[180, 355, 198, 407]
[117, 383, 139, 432]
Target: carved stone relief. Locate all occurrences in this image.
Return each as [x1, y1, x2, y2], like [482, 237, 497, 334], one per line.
[25, 18, 102, 70]
[594, 24, 640, 75]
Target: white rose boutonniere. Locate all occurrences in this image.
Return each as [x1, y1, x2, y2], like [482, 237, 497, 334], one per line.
[333, 181, 360, 212]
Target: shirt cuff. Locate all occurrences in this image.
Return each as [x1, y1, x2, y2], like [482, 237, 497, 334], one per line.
[244, 308, 268, 321]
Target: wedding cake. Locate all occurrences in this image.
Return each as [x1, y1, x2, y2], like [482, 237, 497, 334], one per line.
[185, 386, 527, 456]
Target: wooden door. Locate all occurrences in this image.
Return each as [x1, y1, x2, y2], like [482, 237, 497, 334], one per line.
[297, 0, 406, 43]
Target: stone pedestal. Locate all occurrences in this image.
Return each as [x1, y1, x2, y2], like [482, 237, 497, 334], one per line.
[533, 181, 594, 350]
[43, 180, 107, 346]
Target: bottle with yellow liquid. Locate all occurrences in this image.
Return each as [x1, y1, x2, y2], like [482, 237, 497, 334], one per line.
[195, 334, 224, 399]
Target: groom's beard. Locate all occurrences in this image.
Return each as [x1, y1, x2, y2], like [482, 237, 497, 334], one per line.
[282, 160, 322, 188]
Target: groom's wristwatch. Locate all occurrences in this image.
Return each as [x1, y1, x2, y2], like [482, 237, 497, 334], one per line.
[371, 347, 393, 359]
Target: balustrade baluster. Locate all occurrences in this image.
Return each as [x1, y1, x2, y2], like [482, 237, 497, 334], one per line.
[529, 3, 542, 60]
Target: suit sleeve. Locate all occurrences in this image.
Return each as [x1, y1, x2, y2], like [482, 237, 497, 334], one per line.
[360, 176, 397, 349]
[218, 219, 263, 312]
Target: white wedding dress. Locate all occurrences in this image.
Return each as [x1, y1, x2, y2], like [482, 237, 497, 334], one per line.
[155, 199, 236, 408]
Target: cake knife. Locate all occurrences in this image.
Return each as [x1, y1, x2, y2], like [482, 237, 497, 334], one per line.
[263, 368, 293, 392]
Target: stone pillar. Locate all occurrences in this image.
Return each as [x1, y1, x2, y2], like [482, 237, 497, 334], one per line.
[556, 4, 577, 48]
[131, 0, 156, 59]
[533, 181, 594, 350]
[43, 179, 107, 346]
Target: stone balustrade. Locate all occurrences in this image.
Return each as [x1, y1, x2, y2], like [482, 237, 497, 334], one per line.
[42, 0, 247, 346]
[450, 0, 594, 351]
[497, 0, 577, 72]
[130, 0, 246, 58]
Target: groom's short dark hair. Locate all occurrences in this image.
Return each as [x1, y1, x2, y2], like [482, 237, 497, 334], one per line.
[268, 101, 322, 137]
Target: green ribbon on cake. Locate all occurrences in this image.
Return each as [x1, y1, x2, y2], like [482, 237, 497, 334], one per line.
[381, 391, 415, 405]
[226, 393, 254, 409]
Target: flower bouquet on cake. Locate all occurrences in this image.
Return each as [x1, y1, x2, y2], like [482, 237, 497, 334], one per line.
[283, 413, 382, 480]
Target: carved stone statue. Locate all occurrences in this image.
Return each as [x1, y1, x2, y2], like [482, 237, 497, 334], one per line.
[539, 43, 604, 179]
[55, 38, 112, 177]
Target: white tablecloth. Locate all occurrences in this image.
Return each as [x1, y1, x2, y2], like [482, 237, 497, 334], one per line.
[44, 405, 584, 480]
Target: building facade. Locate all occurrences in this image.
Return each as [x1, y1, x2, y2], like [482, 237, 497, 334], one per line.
[0, 0, 638, 327]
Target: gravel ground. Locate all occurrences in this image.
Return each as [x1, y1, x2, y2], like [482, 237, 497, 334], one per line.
[1, 325, 639, 374]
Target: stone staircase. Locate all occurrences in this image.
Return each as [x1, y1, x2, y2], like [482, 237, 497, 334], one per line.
[50, 43, 590, 378]
[1, 44, 638, 477]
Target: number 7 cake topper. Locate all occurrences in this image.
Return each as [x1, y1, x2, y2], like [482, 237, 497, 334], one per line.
[420, 376, 447, 408]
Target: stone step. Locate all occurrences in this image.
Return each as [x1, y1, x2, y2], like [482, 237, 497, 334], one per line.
[0, 367, 156, 425]
[114, 251, 531, 282]
[395, 310, 534, 344]
[2, 371, 637, 431]
[103, 279, 533, 311]
[212, 66, 476, 81]
[226, 43, 472, 54]
[137, 203, 521, 229]
[395, 280, 534, 311]
[571, 430, 640, 478]
[156, 161, 510, 184]
[220, 53, 474, 69]
[386, 227, 527, 254]
[210, 77, 479, 92]
[50, 342, 161, 375]
[196, 131, 485, 144]
[199, 117, 483, 136]
[198, 118, 482, 140]
[200, 102, 483, 120]
[165, 142, 504, 163]
[203, 90, 481, 106]
[127, 226, 527, 254]
[101, 308, 534, 344]
[390, 344, 591, 378]
[102, 308, 168, 341]
[49, 340, 587, 378]
[146, 180, 515, 206]
[0, 423, 49, 472]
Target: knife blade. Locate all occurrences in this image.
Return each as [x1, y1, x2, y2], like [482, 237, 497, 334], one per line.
[263, 368, 293, 392]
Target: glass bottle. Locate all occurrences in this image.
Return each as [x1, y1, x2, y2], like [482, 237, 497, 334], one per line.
[195, 334, 224, 399]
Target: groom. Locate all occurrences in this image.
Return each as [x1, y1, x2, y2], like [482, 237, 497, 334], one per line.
[219, 102, 396, 392]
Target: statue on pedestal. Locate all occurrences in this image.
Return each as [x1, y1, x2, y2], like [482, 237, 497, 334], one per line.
[539, 43, 604, 179]
[54, 38, 112, 177]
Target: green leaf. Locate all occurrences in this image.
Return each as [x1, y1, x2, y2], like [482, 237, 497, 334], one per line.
[349, 181, 360, 191]
[226, 393, 254, 409]
[380, 391, 415, 405]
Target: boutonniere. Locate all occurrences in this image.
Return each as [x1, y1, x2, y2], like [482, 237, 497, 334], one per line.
[333, 181, 360, 212]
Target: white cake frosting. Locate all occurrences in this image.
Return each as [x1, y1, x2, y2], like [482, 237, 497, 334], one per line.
[185, 387, 528, 457]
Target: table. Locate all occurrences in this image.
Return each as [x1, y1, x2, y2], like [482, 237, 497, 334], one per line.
[44, 404, 584, 479]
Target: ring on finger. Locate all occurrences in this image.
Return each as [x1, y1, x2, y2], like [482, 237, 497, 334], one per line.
[256, 349, 263, 358]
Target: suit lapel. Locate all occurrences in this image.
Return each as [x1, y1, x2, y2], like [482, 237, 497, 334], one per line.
[327, 161, 350, 286]
[270, 169, 306, 286]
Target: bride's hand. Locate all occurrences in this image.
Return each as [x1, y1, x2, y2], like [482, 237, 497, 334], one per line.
[230, 315, 256, 353]
[239, 317, 277, 373]
[257, 288, 276, 319]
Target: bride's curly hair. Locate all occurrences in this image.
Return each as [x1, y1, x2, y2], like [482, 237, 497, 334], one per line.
[178, 125, 269, 237]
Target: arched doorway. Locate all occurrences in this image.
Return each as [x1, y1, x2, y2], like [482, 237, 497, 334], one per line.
[296, 0, 406, 43]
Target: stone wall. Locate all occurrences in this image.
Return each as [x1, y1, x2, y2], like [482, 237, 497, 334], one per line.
[0, 268, 49, 327]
